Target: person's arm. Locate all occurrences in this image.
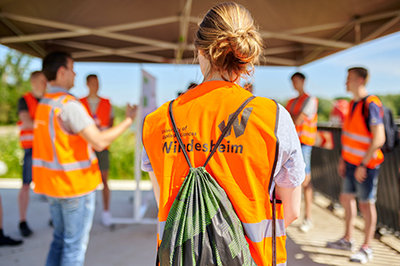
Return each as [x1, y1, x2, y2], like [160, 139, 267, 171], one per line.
[355, 102, 385, 182]
[276, 185, 301, 227]
[337, 157, 346, 178]
[292, 112, 306, 126]
[273, 105, 305, 227]
[148, 171, 160, 206]
[141, 147, 160, 206]
[354, 123, 385, 182]
[79, 104, 137, 151]
[18, 97, 33, 130]
[292, 97, 317, 126]
[18, 111, 34, 130]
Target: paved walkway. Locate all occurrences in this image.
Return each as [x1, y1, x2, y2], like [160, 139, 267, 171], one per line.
[0, 179, 399, 265]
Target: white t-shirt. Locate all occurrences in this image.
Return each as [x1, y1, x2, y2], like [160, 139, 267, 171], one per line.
[48, 86, 95, 134]
[302, 96, 318, 118]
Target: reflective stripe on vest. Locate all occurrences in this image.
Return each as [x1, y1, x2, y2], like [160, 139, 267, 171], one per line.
[19, 134, 33, 141]
[143, 81, 286, 266]
[32, 96, 96, 172]
[342, 130, 371, 144]
[342, 96, 384, 168]
[18, 93, 38, 148]
[32, 92, 101, 198]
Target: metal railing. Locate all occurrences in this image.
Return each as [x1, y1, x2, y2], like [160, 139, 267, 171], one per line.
[311, 125, 400, 233]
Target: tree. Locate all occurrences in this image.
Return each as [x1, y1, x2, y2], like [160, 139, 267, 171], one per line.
[0, 49, 32, 125]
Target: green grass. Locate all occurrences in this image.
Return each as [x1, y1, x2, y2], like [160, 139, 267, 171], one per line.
[0, 128, 149, 180]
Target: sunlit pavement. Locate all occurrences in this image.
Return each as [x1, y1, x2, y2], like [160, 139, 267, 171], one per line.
[0, 179, 399, 266]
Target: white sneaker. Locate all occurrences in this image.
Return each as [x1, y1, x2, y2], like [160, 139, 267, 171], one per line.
[350, 247, 373, 264]
[101, 211, 112, 227]
[299, 219, 313, 232]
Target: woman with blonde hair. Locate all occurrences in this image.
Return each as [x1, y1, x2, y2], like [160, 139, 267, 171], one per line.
[142, 2, 304, 265]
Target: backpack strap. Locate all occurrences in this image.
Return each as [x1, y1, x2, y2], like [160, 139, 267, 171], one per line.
[168, 100, 193, 168]
[267, 100, 280, 266]
[361, 95, 371, 132]
[203, 96, 256, 167]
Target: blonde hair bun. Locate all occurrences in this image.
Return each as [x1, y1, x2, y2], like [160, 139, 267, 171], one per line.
[195, 2, 263, 82]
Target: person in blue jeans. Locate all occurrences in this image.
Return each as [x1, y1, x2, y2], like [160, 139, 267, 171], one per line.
[46, 194, 95, 265]
[36, 52, 137, 266]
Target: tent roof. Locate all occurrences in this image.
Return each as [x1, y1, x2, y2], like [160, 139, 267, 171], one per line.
[0, 0, 400, 66]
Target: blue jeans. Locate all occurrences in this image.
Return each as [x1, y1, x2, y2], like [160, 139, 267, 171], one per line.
[46, 191, 96, 266]
[301, 144, 312, 175]
[342, 162, 379, 203]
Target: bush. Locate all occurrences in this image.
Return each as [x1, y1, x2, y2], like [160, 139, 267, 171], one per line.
[0, 132, 23, 178]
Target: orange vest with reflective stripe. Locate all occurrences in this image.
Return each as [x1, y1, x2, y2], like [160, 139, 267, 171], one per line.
[142, 81, 286, 266]
[18, 93, 39, 149]
[286, 94, 318, 146]
[80, 97, 112, 130]
[32, 91, 101, 198]
[342, 96, 384, 168]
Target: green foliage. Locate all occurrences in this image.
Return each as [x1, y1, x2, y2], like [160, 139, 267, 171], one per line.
[378, 94, 400, 117]
[317, 98, 334, 122]
[0, 50, 33, 125]
[0, 132, 23, 178]
[113, 105, 126, 124]
[109, 105, 149, 180]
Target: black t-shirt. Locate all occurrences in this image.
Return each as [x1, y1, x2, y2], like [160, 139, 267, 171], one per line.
[17, 96, 40, 114]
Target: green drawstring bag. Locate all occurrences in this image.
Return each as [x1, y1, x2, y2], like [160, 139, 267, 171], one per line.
[157, 96, 257, 266]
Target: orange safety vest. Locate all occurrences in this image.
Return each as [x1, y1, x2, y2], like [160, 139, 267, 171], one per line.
[143, 81, 287, 266]
[342, 95, 384, 168]
[18, 93, 39, 149]
[80, 97, 112, 130]
[286, 94, 318, 146]
[32, 91, 101, 198]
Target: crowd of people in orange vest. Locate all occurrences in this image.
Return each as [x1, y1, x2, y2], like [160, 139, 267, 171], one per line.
[0, 3, 386, 265]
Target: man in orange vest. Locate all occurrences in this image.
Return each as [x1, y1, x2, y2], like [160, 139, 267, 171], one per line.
[33, 51, 137, 266]
[80, 74, 114, 226]
[17, 71, 47, 237]
[286, 72, 318, 233]
[327, 67, 385, 264]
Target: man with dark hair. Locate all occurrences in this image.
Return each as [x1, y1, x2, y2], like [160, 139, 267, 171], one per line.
[327, 67, 385, 264]
[17, 70, 47, 237]
[80, 74, 114, 226]
[286, 72, 318, 233]
[33, 51, 137, 265]
[291, 72, 306, 80]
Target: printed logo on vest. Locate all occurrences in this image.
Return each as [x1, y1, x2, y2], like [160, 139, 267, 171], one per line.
[163, 140, 243, 154]
[218, 107, 253, 138]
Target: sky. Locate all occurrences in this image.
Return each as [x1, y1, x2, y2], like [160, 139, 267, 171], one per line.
[1, 31, 400, 107]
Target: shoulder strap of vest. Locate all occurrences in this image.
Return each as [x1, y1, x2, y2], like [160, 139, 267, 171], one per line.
[203, 95, 255, 167]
